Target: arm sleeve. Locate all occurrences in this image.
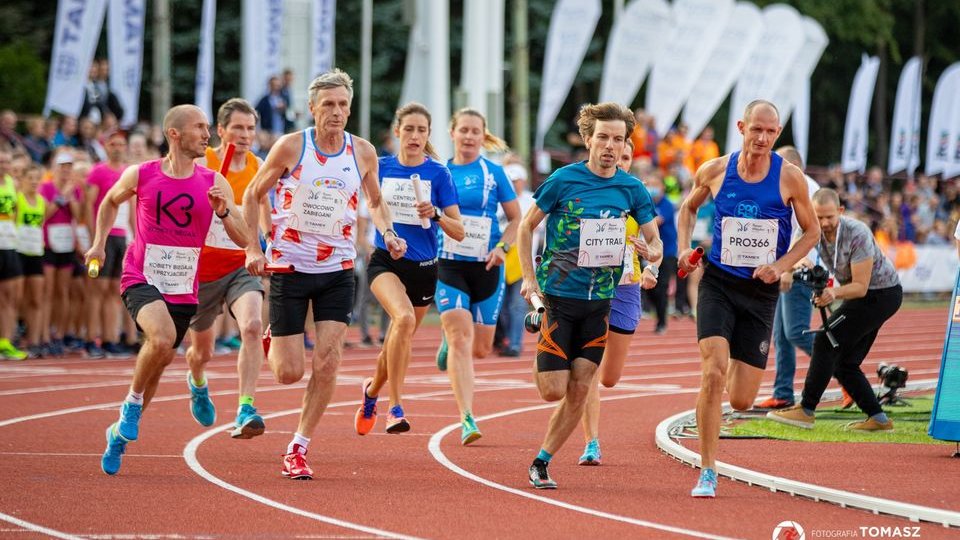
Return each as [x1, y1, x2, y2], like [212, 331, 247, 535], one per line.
[848, 221, 874, 264]
[435, 166, 459, 208]
[494, 165, 517, 203]
[630, 182, 657, 226]
[533, 172, 562, 214]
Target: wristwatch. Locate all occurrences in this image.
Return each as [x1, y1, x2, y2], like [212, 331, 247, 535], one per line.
[496, 241, 510, 252]
[431, 206, 442, 222]
[216, 207, 230, 219]
[646, 264, 659, 279]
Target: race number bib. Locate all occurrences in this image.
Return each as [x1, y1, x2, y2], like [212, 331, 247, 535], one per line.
[577, 218, 626, 268]
[144, 244, 200, 295]
[381, 177, 432, 226]
[113, 201, 131, 231]
[47, 223, 75, 253]
[290, 183, 348, 235]
[720, 217, 778, 267]
[17, 226, 43, 256]
[75, 226, 91, 253]
[443, 216, 491, 258]
[618, 242, 635, 285]
[0, 221, 15, 250]
[205, 205, 242, 250]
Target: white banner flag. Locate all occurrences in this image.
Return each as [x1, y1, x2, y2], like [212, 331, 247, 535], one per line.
[771, 16, 828, 126]
[841, 54, 880, 174]
[925, 63, 960, 176]
[598, 0, 670, 106]
[461, 0, 505, 124]
[107, 0, 145, 128]
[311, 0, 336, 78]
[724, 4, 805, 154]
[646, 0, 733, 135]
[944, 87, 960, 179]
[534, 0, 601, 151]
[793, 78, 811, 165]
[682, 2, 762, 140]
[242, 0, 284, 104]
[400, 0, 451, 159]
[887, 56, 922, 177]
[195, 0, 216, 123]
[44, 0, 109, 117]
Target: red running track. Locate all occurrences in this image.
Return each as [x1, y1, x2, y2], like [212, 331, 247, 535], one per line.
[0, 307, 956, 539]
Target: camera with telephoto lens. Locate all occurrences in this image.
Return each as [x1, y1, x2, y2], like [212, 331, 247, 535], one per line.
[793, 265, 830, 295]
[876, 362, 909, 406]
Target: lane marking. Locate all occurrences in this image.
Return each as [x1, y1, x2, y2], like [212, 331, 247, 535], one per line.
[0, 511, 84, 540]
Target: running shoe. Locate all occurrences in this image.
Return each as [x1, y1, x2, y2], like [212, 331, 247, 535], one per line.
[840, 386, 855, 409]
[281, 445, 313, 480]
[766, 404, 814, 429]
[101, 422, 129, 475]
[116, 401, 142, 441]
[436, 335, 448, 371]
[104, 342, 132, 358]
[187, 373, 216, 427]
[461, 413, 482, 445]
[231, 404, 265, 439]
[26, 345, 42, 359]
[48, 339, 64, 357]
[354, 377, 378, 435]
[0, 338, 27, 361]
[578, 439, 602, 466]
[85, 341, 106, 359]
[528, 460, 557, 489]
[224, 335, 242, 350]
[756, 396, 794, 410]
[691, 468, 717, 498]
[385, 404, 410, 434]
[303, 335, 315, 350]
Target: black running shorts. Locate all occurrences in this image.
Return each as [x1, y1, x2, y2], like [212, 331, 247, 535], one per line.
[536, 294, 611, 372]
[366, 248, 438, 307]
[269, 269, 355, 336]
[121, 283, 197, 349]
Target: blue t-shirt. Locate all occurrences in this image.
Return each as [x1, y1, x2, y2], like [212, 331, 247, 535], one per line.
[655, 196, 678, 259]
[376, 155, 459, 262]
[535, 161, 656, 300]
[440, 156, 517, 261]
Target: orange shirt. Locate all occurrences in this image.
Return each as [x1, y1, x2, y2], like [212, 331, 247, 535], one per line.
[688, 139, 719, 174]
[197, 147, 259, 283]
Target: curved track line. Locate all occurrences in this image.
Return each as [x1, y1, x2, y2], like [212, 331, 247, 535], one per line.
[0, 511, 83, 540]
[426, 389, 738, 540]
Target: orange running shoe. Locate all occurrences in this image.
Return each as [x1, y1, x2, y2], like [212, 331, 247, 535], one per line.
[354, 377, 378, 435]
[840, 387, 855, 409]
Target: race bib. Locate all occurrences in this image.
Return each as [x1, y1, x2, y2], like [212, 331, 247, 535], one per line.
[144, 244, 200, 295]
[289, 183, 348, 235]
[381, 177, 432, 226]
[0, 221, 15, 250]
[618, 241, 635, 285]
[17, 226, 43, 256]
[443, 215, 491, 258]
[720, 217, 778, 267]
[205, 205, 243, 250]
[75, 226, 91, 252]
[113, 201, 131, 231]
[577, 218, 626, 268]
[47, 223, 75, 253]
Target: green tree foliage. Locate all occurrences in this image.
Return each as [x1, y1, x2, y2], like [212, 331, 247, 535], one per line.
[0, 42, 47, 114]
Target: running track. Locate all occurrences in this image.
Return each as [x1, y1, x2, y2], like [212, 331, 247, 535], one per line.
[0, 307, 956, 539]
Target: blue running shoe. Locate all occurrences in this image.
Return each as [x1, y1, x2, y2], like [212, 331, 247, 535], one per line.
[116, 401, 142, 441]
[231, 404, 265, 439]
[436, 336, 448, 371]
[578, 439, 602, 466]
[461, 413, 482, 445]
[187, 373, 216, 426]
[385, 404, 410, 433]
[101, 423, 128, 475]
[691, 468, 718, 498]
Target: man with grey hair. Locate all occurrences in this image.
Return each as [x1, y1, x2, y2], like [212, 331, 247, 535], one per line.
[244, 68, 406, 479]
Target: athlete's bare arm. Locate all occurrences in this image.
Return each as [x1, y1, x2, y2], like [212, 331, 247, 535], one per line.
[677, 157, 725, 274]
[243, 133, 301, 275]
[209, 173, 249, 249]
[356, 136, 406, 260]
[518, 204, 547, 301]
[84, 165, 140, 266]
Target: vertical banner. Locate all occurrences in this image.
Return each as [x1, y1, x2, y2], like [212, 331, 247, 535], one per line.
[887, 56, 922, 177]
[108, 0, 146, 128]
[682, 1, 762, 139]
[195, 0, 216, 123]
[461, 0, 505, 126]
[44, 0, 109, 117]
[242, 0, 283, 103]
[724, 3, 805, 154]
[925, 63, 960, 177]
[771, 16, 828, 126]
[645, 0, 733, 135]
[534, 0, 601, 151]
[840, 54, 881, 174]
[792, 79, 811, 165]
[311, 0, 336, 77]
[598, 0, 671, 106]
[400, 0, 451, 159]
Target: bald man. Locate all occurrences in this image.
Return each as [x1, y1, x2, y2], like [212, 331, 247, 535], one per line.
[86, 105, 250, 475]
[677, 100, 820, 497]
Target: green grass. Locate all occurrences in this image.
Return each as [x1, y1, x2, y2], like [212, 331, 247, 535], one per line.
[727, 397, 955, 445]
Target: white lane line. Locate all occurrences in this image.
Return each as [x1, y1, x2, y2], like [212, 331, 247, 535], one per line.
[0, 452, 181, 458]
[0, 511, 84, 540]
[427, 388, 739, 540]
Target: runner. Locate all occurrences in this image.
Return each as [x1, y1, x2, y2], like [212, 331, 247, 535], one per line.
[92, 104, 249, 475]
[244, 69, 405, 479]
[15, 164, 47, 359]
[435, 108, 520, 445]
[677, 100, 819, 498]
[518, 102, 660, 488]
[355, 102, 462, 435]
[0, 149, 26, 360]
[185, 98, 271, 439]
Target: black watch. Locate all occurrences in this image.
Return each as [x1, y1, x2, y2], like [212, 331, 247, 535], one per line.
[431, 206, 442, 222]
[216, 207, 230, 219]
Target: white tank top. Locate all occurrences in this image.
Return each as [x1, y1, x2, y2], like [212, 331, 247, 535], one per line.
[270, 129, 362, 274]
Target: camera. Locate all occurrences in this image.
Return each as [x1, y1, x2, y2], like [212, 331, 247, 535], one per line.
[876, 362, 909, 405]
[793, 265, 830, 294]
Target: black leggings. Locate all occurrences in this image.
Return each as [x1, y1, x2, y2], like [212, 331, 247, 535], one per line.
[800, 284, 902, 416]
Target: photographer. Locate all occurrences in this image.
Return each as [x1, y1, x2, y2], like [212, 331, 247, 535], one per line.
[768, 188, 902, 431]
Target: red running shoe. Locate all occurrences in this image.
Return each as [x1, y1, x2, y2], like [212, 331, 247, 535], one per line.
[281, 445, 313, 480]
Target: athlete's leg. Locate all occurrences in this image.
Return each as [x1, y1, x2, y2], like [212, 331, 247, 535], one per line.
[696, 336, 729, 470]
[295, 320, 347, 437]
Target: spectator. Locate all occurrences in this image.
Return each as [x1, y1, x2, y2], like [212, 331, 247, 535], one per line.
[22, 118, 52, 163]
[0, 110, 25, 154]
[53, 117, 79, 148]
[255, 76, 290, 137]
[687, 126, 719, 174]
[80, 59, 124, 126]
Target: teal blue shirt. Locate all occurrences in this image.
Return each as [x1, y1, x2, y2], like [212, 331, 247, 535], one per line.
[534, 161, 656, 300]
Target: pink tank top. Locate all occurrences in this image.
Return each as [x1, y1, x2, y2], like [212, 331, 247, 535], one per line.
[88, 162, 128, 237]
[121, 159, 216, 304]
[269, 129, 361, 273]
